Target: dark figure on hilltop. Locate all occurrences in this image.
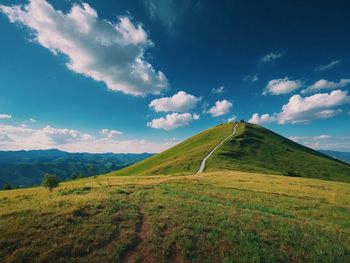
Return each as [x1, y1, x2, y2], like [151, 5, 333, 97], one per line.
[240, 119, 245, 123]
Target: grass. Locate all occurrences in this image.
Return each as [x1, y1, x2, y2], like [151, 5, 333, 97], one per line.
[0, 171, 349, 262]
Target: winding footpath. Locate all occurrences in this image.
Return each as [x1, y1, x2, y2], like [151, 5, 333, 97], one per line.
[195, 123, 239, 175]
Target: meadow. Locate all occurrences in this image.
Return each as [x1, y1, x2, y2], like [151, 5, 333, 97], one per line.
[1, 171, 349, 262]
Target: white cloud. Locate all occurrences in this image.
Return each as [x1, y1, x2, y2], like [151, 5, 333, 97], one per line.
[0, 0, 168, 96]
[301, 79, 350, 94]
[207, 100, 232, 117]
[149, 91, 200, 112]
[41, 125, 83, 144]
[211, 86, 225, 94]
[278, 90, 349, 124]
[260, 51, 284, 63]
[315, 60, 341, 72]
[263, 77, 302, 95]
[0, 124, 84, 148]
[0, 114, 12, 119]
[317, 135, 332, 139]
[147, 112, 199, 130]
[248, 113, 276, 125]
[242, 74, 258, 82]
[0, 123, 175, 153]
[249, 90, 350, 125]
[100, 129, 123, 138]
[227, 115, 237, 122]
[29, 118, 36, 123]
[0, 133, 12, 142]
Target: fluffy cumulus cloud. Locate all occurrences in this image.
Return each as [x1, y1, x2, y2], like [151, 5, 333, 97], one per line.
[315, 60, 341, 72]
[41, 125, 83, 144]
[0, 0, 168, 96]
[260, 51, 284, 63]
[0, 123, 175, 153]
[301, 79, 350, 94]
[263, 77, 302, 95]
[211, 86, 225, 94]
[250, 90, 350, 125]
[248, 113, 276, 125]
[100, 129, 123, 138]
[0, 114, 12, 119]
[149, 91, 200, 112]
[147, 113, 199, 130]
[0, 124, 89, 149]
[278, 90, 350, 124]
[207, 100, 232, 117]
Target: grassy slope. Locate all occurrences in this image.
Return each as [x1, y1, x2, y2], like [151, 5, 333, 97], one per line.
[208, 123, 350, 183]
[0, 172, 349, 262]
[108, 123, 235, 176]
[110, 121, 350, 183]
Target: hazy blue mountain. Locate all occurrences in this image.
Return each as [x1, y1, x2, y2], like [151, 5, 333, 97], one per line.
[0, 149, 152, 188]
[320, 150, 350, 163]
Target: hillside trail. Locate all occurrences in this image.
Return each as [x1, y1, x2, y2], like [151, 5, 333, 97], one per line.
[195, 123, 239, 175]
[122, 206, 156, 263]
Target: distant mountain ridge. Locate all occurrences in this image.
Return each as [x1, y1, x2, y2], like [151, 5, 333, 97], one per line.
[319, 150, 350, 163]
[0, 149, 153, 188]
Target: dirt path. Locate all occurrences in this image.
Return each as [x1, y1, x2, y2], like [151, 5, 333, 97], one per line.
[195, 123, 239, 175]
[122, 207, 156, 263]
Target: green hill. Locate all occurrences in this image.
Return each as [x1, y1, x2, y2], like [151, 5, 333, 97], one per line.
[109, 123, 240, 176]
[110, 122, 350, 183]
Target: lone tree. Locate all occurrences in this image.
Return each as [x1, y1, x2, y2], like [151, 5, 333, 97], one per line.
[41, 173, 60, 192]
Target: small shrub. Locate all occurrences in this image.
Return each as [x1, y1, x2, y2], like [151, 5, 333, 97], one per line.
[285, 171, 300, 177]
[2, 183, 12, 190]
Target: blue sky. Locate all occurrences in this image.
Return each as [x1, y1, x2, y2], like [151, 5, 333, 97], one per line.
[0, 0, 349, 153]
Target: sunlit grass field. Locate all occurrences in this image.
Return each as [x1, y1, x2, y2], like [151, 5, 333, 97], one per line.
[1, 171, 349, 262]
